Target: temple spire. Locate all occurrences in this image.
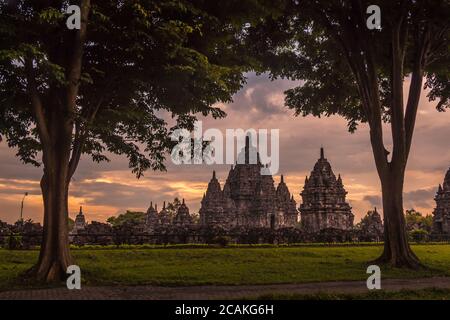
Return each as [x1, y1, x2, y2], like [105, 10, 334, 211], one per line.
[281, 174, 284, 183]
[245, 135, 250, 164]
[212, 170, 216, 179]
[320, 146, 324, 159]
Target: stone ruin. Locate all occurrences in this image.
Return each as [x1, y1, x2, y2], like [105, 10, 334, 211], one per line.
[299, 148, 354, 232]
[199, 136, 298, 230]
[145, 199, 194, 232]
[432, 167, 450, 234]
[72, 206, 87, 234]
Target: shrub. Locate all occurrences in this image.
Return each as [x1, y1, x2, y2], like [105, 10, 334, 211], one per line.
[4, 233, 23, 250]
[409, 229, 429, 242]
[211, 235, 230, 247]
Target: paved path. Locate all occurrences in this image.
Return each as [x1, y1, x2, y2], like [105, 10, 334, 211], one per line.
[0, 277, 449, 300]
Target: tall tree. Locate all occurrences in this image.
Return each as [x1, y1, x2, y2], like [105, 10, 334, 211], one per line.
[0, 0, 276, 281]
[248, 0, 449, 267]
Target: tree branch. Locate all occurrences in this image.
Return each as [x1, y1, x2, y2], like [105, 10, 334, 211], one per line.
[68, 97, 103, 179]
[314, 3, 389, 176]
[24, 57, 51, 152]
[66, 0, 90, 114]
[390, 11, 408, 169]
[404, 25, 431, 159]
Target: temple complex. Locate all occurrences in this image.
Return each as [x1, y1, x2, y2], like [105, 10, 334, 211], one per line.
[146, 200, 193, 230]
[199, 136, 298, 229]
[299, 148, 354, 232]
[432, 168, 450, 234]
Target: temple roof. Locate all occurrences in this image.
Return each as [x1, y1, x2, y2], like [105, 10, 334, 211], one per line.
[444, 168, 450, 190]
[205, 170, 222, 196]
[305, 147, 341, 189]
[435, 168, 450, 200]
[236, 135, 261, 166]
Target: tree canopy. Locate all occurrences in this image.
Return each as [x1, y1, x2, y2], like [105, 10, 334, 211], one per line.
[245, 0, 449, 268]
[248, 0, 449, 133]
[107, 210, 146, 227]
[0, 0, 279, 177]
[0, 0, 283, 281]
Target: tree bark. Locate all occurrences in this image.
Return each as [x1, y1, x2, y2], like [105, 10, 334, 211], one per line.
[33, 171, 73, 282]
[372, 167, 422, 269]
[29, 103, 75, 282]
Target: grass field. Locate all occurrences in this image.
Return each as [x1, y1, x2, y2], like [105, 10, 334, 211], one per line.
[0, 244, 449, 290]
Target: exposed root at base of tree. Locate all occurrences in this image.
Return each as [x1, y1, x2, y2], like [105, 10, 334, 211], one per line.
[369, 253, 426, 270]
[21, 261, 71, 284]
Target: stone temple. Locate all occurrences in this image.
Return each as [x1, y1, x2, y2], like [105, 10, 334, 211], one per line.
[72, 206, 86, 233]
[299, 148, 354, 232]
[432, 168, 450, 234]
[146, 199, 193, 231]
[199, 136, 298, 229]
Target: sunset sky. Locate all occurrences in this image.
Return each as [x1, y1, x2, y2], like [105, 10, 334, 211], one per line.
[0, 73, 449, 224]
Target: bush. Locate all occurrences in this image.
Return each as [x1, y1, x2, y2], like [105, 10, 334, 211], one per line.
[211, 235, 230, 247]
[4, 233, 23, 250]
[409, 229, 429, 242]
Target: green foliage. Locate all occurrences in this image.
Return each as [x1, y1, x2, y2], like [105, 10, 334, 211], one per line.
[107, 211, 146, 227]
[405, 209, 433, 232]
[246, 1, 450, 132]
[408, 229, 429, 242]
[0, 1, 278, 176]
[4, 233, 23, 250]
[165, 197, 182, 219]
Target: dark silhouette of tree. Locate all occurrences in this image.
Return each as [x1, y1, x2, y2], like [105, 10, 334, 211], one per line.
[247, 0, 449, 268]
[0, 0, 275, 281]
[107, 211, 146, 228]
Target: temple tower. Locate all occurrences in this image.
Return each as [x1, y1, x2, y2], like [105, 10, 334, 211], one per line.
[159, 201, 171, 225]
[199, 171, 229, 226]
[432, 168, 450, 234]
[174, 199, 193, 226]
[73, 206, 87, 232]
[199, 136, 298, 229]
[299, 148, 354, 232]
[146, 202, 159, 231]
[276, 175, 298, 227]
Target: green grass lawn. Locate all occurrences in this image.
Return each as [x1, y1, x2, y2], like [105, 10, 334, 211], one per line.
[0, 244, 449, 290]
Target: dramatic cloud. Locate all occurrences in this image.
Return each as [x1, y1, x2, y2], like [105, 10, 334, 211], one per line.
[363, 195, 382, 208]
[0, 73, 449, 224]
[404, 187, 438, 211]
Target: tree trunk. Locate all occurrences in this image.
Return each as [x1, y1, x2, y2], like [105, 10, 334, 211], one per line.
[28, 107, 74, 282]
[33, 172, 73, 282]
[373, 168, 422, 269]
